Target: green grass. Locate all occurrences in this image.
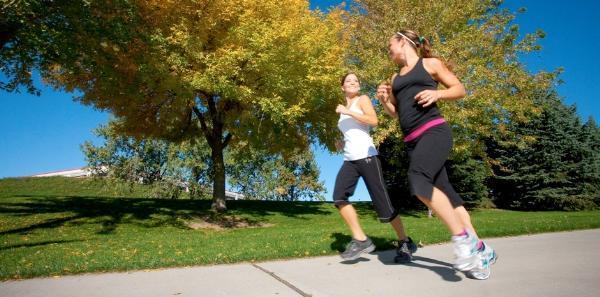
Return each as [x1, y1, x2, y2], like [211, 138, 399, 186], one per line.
[1, 177, 599, 280]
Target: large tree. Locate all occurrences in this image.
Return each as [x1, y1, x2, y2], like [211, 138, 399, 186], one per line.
[2, 0, 347, 211]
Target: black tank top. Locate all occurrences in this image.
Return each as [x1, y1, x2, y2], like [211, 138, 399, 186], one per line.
[392, 58, 443, 136]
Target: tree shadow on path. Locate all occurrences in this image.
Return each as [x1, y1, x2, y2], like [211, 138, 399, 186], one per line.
[376, 250, 462, 282]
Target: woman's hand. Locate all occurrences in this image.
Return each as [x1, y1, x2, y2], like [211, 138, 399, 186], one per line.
[376, 85, 391, 103]
[336, 104, 351, 115]
[414, 90, 441, 107]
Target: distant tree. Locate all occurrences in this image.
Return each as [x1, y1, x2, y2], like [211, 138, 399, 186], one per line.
[83, 122, 326, 201]
[82, 123, 169, 184]
[487, 92, 599, 210]
[82, 122, 187, 198]
[579, 118, 600, 206]
[228, 148, 325, 201]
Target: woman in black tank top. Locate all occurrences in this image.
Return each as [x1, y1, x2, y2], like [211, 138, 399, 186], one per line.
[391, 57, 443, 136]
[376, 30, 497, 279]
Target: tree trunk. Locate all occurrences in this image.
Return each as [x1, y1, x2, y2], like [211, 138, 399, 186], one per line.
[193, 93, 232, 212]
[211, 144, 227, 212]
[190, 166, 202, 199]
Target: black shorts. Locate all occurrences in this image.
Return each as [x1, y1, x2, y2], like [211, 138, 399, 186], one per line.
[333, 156, 399, 223]
[405, 123, 464, 208]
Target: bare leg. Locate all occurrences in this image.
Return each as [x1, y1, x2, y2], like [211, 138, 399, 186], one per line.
[416, 187, 464, 235]
[338, 204, 367, 241]
[389, 216, 408, 241]
[455, 206, 479, 238]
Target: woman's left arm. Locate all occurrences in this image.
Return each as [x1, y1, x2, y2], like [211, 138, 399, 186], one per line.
[415, 58, 466, 107]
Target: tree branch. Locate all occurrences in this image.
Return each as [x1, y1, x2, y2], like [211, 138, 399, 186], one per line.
[206, 94, 219, 125]
[192, 105, 213, 145]
[197, 90, 229, 150]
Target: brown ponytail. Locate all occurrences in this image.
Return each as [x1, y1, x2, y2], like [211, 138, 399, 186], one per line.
[394, 29, 454, 70]
[418, 35, 434, 58]
[394, 29, 436, 58]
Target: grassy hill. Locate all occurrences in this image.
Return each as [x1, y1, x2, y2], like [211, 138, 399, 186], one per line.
[1, 177, 599, 280]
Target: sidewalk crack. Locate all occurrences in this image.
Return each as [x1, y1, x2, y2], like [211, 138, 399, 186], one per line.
[252, 264, 312, 297]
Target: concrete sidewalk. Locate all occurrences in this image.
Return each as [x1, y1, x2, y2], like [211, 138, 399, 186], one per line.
[2, 229, 599, 297]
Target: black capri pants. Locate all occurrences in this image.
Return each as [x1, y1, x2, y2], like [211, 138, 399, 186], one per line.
[405, 123, 464, 208]
[333, 156, 399, 223]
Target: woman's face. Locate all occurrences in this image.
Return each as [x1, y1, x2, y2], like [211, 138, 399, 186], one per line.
[388, 36, 404, 64]
[341, 74, 360, 95]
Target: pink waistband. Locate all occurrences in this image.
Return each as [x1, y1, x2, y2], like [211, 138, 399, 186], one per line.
[404, 118, 446, 142]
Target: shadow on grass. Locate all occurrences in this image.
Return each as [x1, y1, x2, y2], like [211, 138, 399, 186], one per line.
[0, 195, 332, 236]
[0, 239, 83, 251]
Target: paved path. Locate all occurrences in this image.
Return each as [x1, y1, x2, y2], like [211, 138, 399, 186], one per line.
[2, 229, 599, 297]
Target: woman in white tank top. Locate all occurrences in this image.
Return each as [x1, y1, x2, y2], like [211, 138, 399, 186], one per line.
[337, 90, 378, 161]
[333, 73, 417, 262]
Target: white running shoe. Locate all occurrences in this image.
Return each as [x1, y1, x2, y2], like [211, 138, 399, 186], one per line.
[469, 242, 498, 280]
[452, 232, 479, 272]
[481, 242, 498, 265]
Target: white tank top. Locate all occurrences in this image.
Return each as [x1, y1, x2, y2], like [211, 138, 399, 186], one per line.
[337, 97, 378, 161]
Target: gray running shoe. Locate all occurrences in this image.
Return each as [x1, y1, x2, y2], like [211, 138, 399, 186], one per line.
[404, 236, 418, 253]
[341, 237, 375, 260]
[395, 237, 417, 263]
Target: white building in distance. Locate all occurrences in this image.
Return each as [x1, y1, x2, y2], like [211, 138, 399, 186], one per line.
[30, 167, 245, 200]
[31, 167, 91, 178]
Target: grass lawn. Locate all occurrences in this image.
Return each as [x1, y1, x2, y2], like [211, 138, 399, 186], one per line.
[1, 177, 599, 280]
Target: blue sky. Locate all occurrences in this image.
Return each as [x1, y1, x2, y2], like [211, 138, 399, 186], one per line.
[1, 0, 598, 202]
